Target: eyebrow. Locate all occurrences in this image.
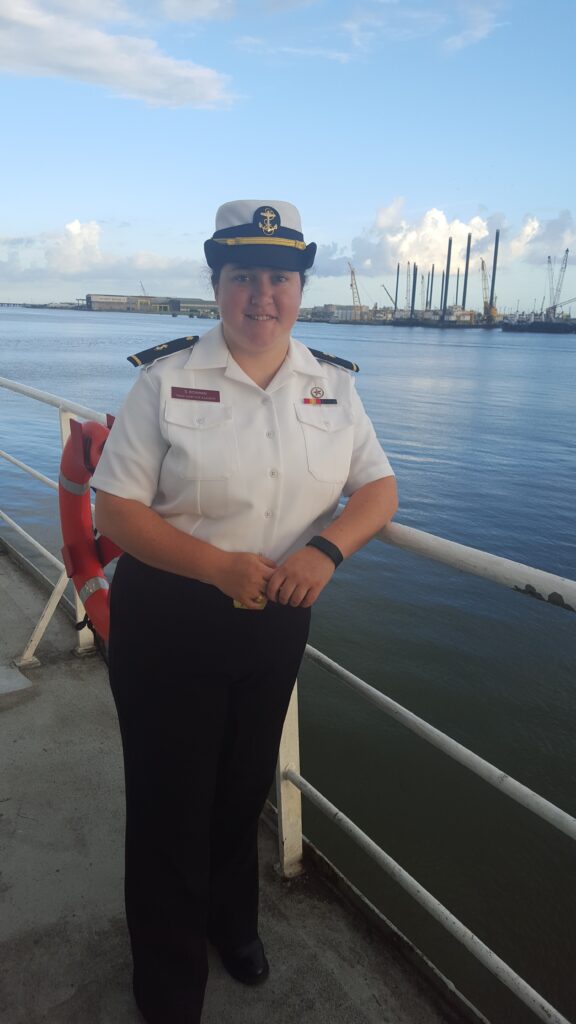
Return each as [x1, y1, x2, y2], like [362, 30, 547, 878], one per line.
[226, 265, 292, 273]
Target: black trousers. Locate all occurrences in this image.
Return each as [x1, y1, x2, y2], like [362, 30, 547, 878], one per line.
[108, 554, 311, 1024]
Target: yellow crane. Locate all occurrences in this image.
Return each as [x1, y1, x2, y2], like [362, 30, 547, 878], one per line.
[480, 259, 497, 321]
[348, 262, 363, 320]
[546, 249, 569, 319]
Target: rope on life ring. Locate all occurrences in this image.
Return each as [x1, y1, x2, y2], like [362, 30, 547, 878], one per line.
[58, 416, 122, 644]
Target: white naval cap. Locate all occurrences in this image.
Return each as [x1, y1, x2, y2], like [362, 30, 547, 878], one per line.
[204, 199, 316, 272]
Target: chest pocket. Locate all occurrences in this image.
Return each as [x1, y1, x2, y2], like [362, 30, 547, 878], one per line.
[295, 402, 354, 483]
[163, 401, 239, 480]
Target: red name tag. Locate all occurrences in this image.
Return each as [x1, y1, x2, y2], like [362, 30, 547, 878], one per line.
[171, 387, 220, 402]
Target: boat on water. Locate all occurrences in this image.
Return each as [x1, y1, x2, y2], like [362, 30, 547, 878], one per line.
[1, 374, 576, 1024]
[501, 317, 576, 334]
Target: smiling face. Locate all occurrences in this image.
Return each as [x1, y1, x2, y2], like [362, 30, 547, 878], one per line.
[214, 264, 303, 362]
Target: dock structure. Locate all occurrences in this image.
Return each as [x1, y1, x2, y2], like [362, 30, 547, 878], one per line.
[86, 293, 218, 316]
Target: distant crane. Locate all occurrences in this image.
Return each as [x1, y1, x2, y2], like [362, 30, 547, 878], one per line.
[480, 258, 497, 320]
[549, 294, 576, 317]
[140, 281, 148, 297]
[348, 263, 363, 320]
[546, 249, 569, 319]
[405, 262, 411, 312]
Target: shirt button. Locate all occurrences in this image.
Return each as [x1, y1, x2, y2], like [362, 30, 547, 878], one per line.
[264, 510, 274, 518]
[269, 469, 279, 478]
[266, 430, 275, 439]
[196, 416, 205, 425]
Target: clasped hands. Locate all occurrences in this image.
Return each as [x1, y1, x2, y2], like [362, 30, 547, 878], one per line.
[218, 547, 335, 611]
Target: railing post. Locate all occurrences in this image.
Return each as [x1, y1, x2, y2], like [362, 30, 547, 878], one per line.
[58, 409, 95, 656]
[14, 568, 70, 669]
[275, 682, 304, 878]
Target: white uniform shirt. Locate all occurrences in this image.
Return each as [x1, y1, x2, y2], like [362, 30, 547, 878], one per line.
[92, 325, 394, 562]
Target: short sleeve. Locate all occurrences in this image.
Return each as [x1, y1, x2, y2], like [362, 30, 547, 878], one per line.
[91, 368, 168, 505]
[343, 381, 395, 496]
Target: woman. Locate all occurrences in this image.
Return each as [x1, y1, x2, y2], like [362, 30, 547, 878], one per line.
[93, 199, 398, 1024]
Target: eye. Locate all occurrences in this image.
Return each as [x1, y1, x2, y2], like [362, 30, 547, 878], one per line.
[271, 273, 288, 284]
[232, 272, 251, 283]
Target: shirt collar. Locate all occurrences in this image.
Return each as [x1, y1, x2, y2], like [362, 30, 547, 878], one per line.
[286, 339, 329, 378]
[183, 324, 229, 369]
[183, 325, 328, 381]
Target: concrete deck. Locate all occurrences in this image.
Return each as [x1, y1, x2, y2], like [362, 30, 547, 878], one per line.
[0, 546, 468, 1024]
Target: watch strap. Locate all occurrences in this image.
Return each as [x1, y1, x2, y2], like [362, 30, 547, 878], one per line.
[305, 536, 344, 568]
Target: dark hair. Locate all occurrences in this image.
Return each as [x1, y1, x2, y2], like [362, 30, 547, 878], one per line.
[211, 267, 307, 291]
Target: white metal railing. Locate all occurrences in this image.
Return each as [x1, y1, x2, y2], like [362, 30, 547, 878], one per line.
[0, 376, 108, 425]
[283, 770, 571, 1024]
[2, 374, 575, 1024]
[0, 376, 105, 663]
[276, 648, 576, 1024]
[305, 645, 576, 841]
[380, 521, 576, 614]
[275, 648, 576, 1024]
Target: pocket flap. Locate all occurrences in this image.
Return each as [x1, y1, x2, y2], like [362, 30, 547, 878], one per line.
[294, 402, 353, 432]
[163, 401, 233, 430]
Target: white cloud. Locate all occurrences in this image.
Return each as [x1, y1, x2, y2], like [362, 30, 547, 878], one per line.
[314, 204, 491, 278]
[508, 216, 540, 262]
[508, 211, 576, 265]
[0, 219, 211, 300]
[235, 35, 350, 62]
[340, 0, 504, 52]
[313, 203, 576, 286]
[376, 197, 406, 230]
[2, 209, 574, 307]
[44, 220, 105, 273]
[341, 3, 446, 50]
[47, 0, 131, 20]
[161, 0, 235, 21]
[0, 0, 234, 107]
[444, 2, 505, 51]
[259, 0, 318, 8]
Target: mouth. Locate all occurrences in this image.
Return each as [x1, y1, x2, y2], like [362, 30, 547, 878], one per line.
[245, 314, 277, 321]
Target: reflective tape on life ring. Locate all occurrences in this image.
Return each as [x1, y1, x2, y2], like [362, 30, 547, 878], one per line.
[78, 576, 109, 604]
[59, 471, 91, 496]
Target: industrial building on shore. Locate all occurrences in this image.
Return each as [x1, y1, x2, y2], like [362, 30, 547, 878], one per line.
[86, 293, 219, 317]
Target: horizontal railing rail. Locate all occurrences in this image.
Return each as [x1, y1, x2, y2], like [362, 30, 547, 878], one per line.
[380, 521, 576, 614]
[2, 372, 575, 1024]
[0, 375, 106, 424]
[284, 769, 572, 1024]
[305, 645, 576, 841]
[0, 377, 103, 662]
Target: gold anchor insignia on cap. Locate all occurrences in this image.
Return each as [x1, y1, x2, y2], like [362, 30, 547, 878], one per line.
[258, 208, 279, 235]
[155, 344, 169, 351]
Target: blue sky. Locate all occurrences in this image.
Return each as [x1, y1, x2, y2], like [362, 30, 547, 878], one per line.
[1, 0, 575, 313]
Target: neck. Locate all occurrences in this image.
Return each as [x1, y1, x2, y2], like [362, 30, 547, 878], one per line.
[223, 335, 290, 389]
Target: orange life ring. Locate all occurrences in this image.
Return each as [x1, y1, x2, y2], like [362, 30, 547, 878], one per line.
[58, 417, 122, 643]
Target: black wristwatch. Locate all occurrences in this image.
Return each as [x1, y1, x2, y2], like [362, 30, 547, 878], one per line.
[305, 536, 344, 568]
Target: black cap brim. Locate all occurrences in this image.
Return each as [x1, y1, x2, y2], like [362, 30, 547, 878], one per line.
[204, 240, 316, 273]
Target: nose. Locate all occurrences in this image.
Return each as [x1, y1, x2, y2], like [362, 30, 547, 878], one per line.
[249, 275, 273, 303]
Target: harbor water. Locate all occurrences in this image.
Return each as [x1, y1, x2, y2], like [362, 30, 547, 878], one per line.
[1, 308, 575, 1023]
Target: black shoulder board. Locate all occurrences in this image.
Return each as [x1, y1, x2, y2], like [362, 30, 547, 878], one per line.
[128, 335, 199, 368]
[307, 347, 359, 373]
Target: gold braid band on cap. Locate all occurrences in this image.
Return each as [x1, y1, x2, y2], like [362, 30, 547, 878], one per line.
[213, 236, 307, 250]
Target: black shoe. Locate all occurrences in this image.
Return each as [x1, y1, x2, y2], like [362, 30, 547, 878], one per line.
[219, 937, 270, 986]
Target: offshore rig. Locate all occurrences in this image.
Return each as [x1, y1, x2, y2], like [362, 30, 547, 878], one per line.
[301, 231, 501, 329]
[301, 234, 575, 332]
